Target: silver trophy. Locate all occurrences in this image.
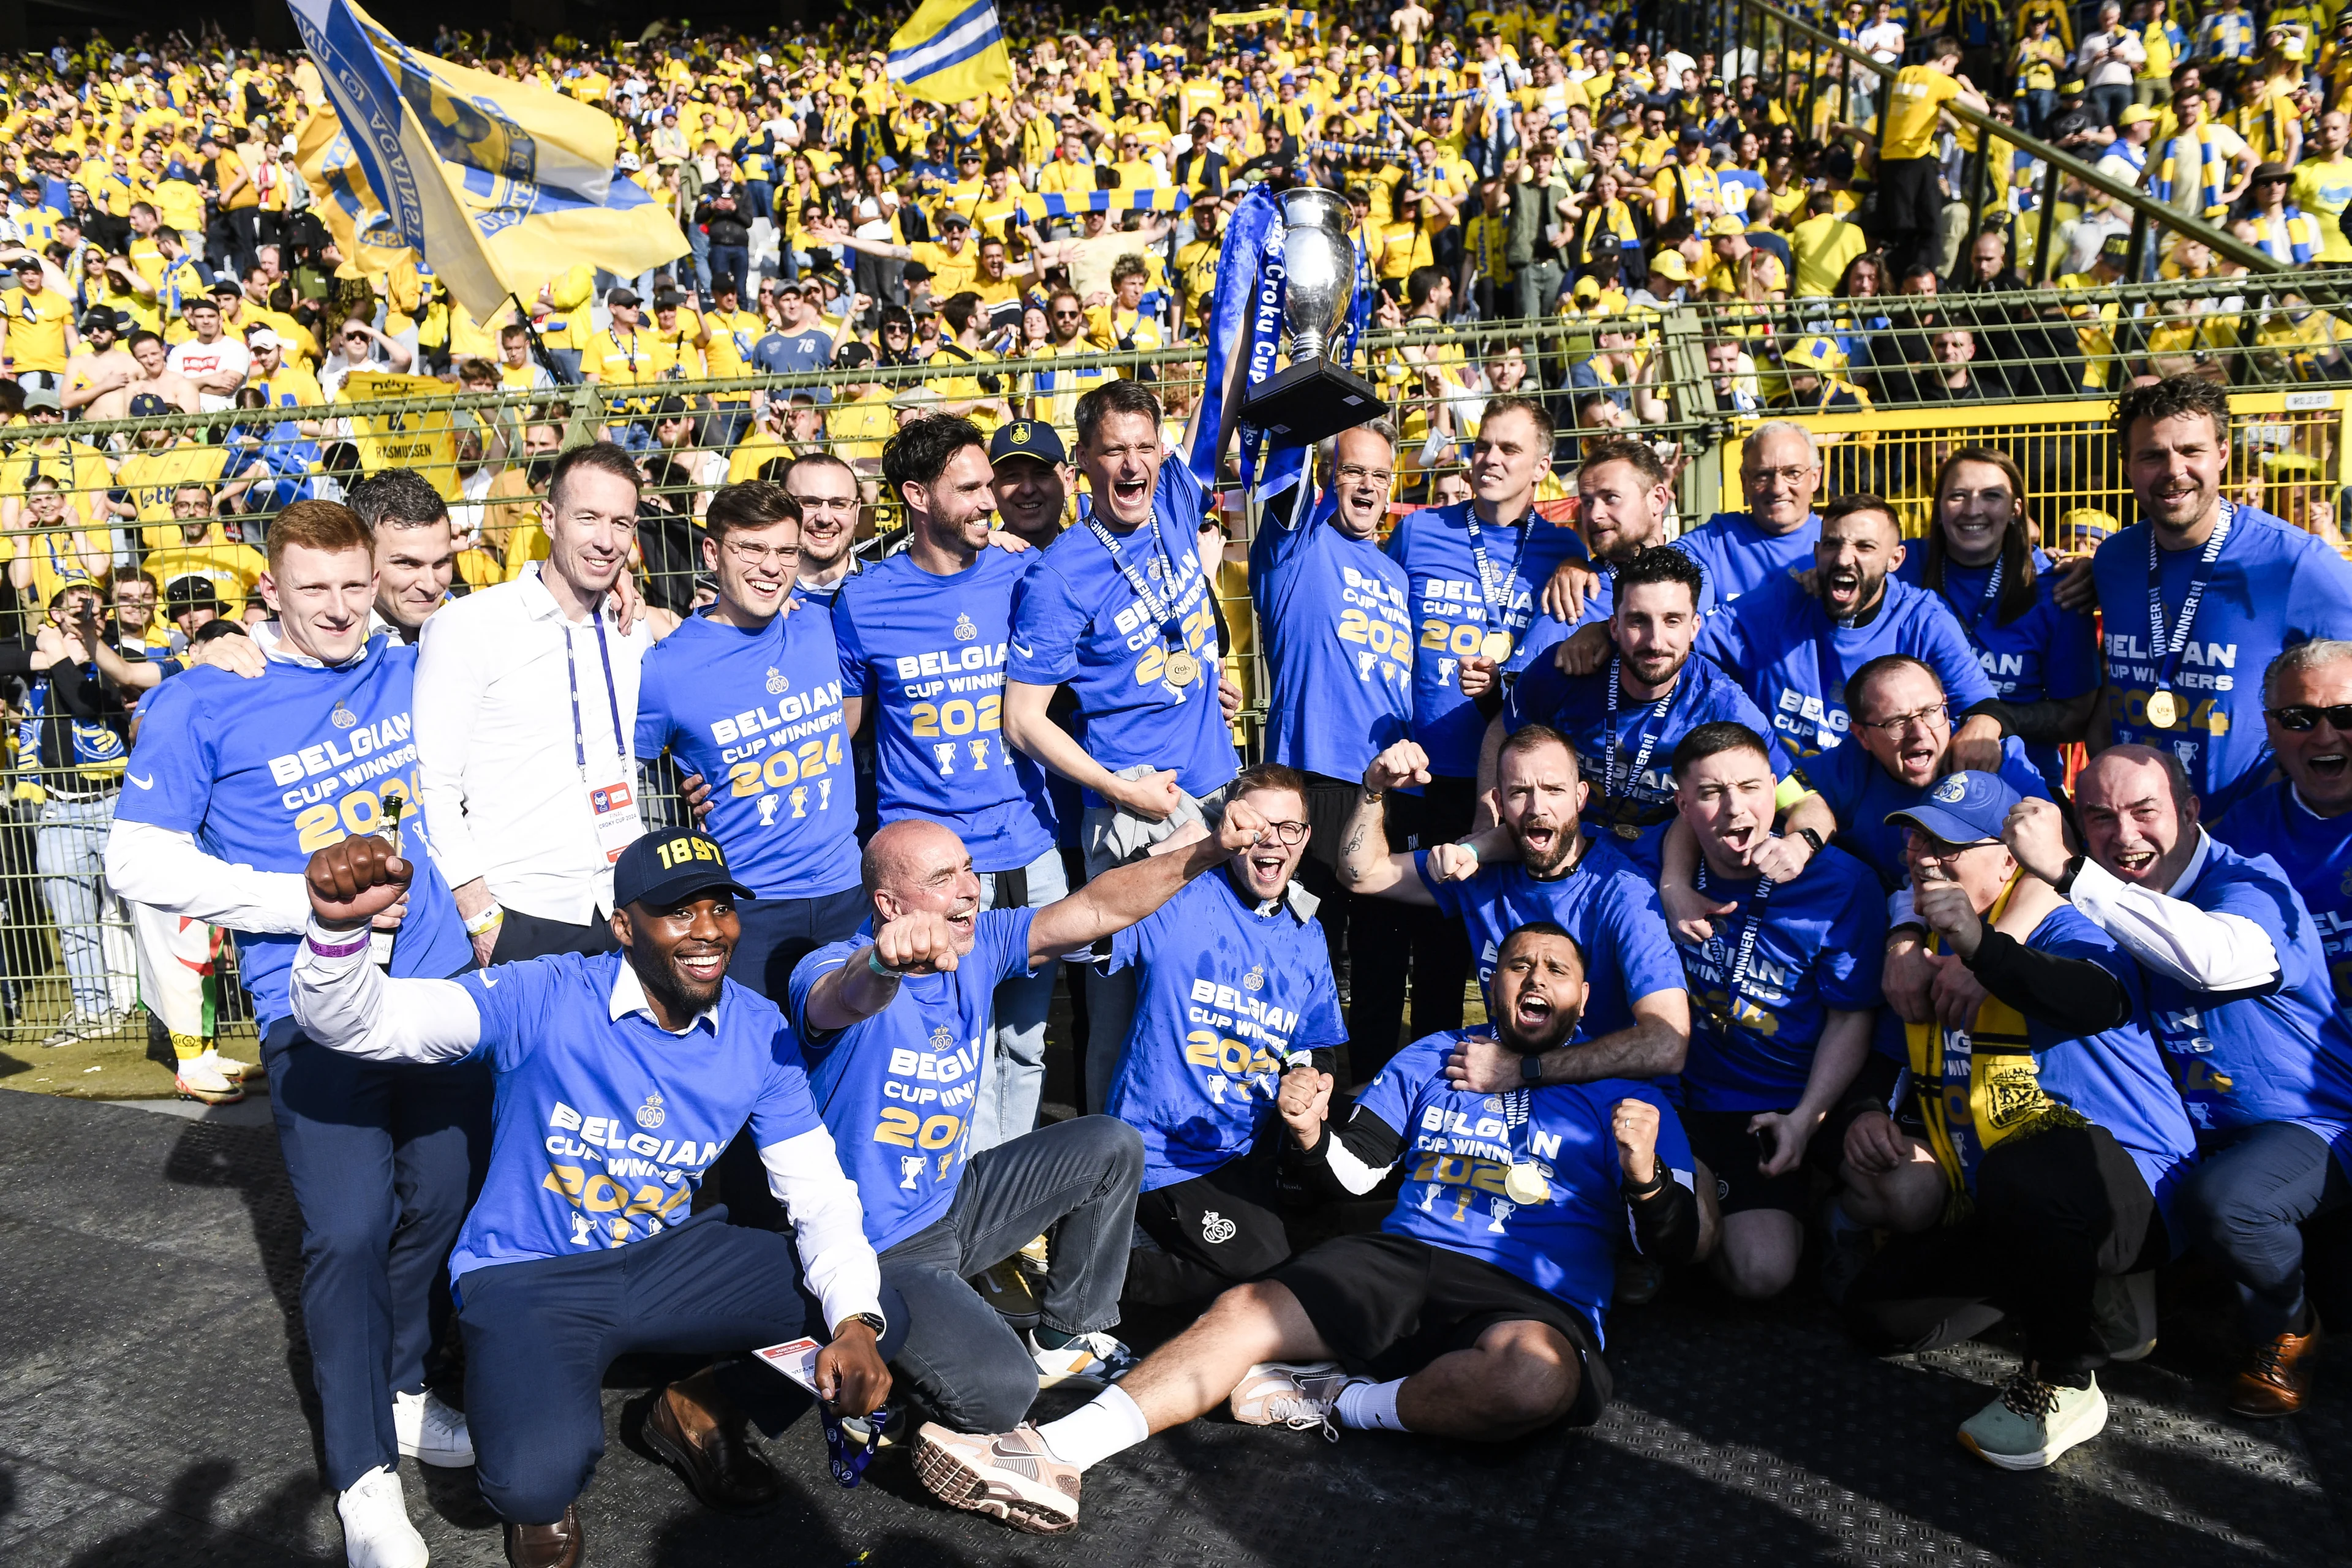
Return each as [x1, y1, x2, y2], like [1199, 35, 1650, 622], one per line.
[1240, 187, 1389, 445]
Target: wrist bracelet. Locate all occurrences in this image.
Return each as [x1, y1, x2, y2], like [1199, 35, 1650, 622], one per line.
[462, 904, 504, 937]
[1621, 1168, 1668, 1200]
[2054, 854, 2086, 897]
[866, 947, 902, 981]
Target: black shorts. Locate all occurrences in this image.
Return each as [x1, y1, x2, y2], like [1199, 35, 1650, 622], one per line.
[1133, 1155, 1292, 1285]
[1683, 1107, 1837, 1218]
[1272, 1232, 1609, 1425]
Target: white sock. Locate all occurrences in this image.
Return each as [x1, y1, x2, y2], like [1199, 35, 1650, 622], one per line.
[1335, 1378, 1409, 1433]
[1034, 1384, 1149, 1472]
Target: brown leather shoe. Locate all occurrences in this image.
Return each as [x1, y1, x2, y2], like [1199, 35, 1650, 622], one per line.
[2230, 1323, 2323, 1417]
[643, 1382, 783, 1514]
[503, 1505, 582, 1568]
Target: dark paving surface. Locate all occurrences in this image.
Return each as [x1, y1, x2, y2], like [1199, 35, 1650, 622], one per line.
[4, 1088, 2352, 1567]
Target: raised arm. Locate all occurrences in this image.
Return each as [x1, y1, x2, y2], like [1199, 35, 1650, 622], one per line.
[1339, 741, 1440, 903]
[288, 835, 488, 1063]
[1025, 794, 1269, 964]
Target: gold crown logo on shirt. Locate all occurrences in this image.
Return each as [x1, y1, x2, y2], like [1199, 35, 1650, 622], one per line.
[952, 612, 978, 643]
[330, 701, 358, 729]
[636, 1092, 666, 1130]
[766, 665, 788, 694]
[1243, 964, 1264, 992]
[929, 1024, 956, 1052]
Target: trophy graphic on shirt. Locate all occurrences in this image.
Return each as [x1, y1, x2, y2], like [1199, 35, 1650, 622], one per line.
[1238, 187, 1389, 445]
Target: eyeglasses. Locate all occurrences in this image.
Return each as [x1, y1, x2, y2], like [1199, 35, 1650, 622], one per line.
[1253, 819, 1310, 845]
[1335, 464, 1394, 488]
[722, 540, 799, 568]
[1856, 701, 1948, 736]
[2269, 704, 2352, 731]
[788, 494, 857, 515]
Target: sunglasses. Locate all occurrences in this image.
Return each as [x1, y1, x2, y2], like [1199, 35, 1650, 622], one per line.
[2269, 704, 2352, 731]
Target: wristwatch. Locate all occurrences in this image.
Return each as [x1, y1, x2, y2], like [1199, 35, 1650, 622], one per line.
[838, 1311, 886, 1338]
[1793, 826, 1825, 854]
[1520, 1052, 1545, 1086]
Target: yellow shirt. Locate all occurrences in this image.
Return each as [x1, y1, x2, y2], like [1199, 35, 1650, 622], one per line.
[584, 328, 658, 385]
[826, 390, 896, 465]
[1881, 66, 1961, 161]
[115, 441, 228, 548]
[1, 285, 73, 374]
[908, 239, 979, 298]
[2294, 156, 2352, 265]
[2, 438, 115, 518]
[1790, 213, 1868, 297]
[142, 538, 268, 606]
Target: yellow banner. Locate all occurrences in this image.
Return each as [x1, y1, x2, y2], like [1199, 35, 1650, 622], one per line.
[342, 372, 461, 499]
[1209, 7, 1291, 29]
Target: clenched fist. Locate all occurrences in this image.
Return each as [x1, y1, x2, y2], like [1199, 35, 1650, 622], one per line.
[306, 835, 413, 931]
[1363, 740, 1433, 794]
[872, 911, 966, 976]
[1279, 1066, 1332, 1147]
[1611, 1096, 1661, 1186]
[1215, 795, 1272, 854]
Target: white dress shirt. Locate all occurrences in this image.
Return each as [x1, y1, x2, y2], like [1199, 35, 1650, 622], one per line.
[2067, 828, 2283, 993]
[414, 562, 651, 924]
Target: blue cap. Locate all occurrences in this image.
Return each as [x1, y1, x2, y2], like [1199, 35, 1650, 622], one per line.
[612, 827, 755, 910]
[1883, 770, 2020, 846]
[989, 418, 1067, 467]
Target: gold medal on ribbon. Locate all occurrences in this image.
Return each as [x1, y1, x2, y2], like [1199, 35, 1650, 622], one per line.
[1614, 822, 1642, 840]
[2145, 688, 2181, 730]
[1163, 649, 1202, 688]
[1503, 1163, 1550, 1204]
[1480, 630, 1513, 662]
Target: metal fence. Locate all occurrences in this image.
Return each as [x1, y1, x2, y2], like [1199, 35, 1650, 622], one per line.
[11, 277, 2352, 1068]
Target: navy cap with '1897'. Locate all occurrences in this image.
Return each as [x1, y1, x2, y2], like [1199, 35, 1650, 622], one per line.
[612, 829, 755, 910]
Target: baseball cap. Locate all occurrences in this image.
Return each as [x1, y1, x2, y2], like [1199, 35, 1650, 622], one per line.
[2119, 104, 2156, 127]
[1649, 249, 1690, 282]
[80, 307, 124, 332]
[1572, 275, 1602, 300]
[164, 574, 224, 613]
[1678, 124, 1703, 143]
[651, 394, 690, 417]
[836, 341, 876, 369]
[1884, 771, 2021, 848]
[21, 388, 61, 413]
[129, 392, 169, 417]
[617, 151, 642, 171]
[2100, 232, 2135, 265]
[208, 279, 241, 299]
[607, 285, 640, 307]
[990, 419, 1068, 467]
[1707, 213, 1746, 238]
[1786, 334, 1846, 371]
[248, 326, 282, 350]
[653, 290, 683, 311]
[937, 208, 971, 229]
[612, 827, 753, 910]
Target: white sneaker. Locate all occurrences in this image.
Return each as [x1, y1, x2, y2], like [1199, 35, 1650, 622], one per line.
[1029, 1329, 1140, 1389]
[173, 1057, 245, 1106]
[337, 1464, 428, 1568]
[1229, 1361, 1358, 1441]
[393, 1389, 475, 1468]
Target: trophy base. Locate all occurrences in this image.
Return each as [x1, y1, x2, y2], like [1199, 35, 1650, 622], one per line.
[1240, 360, 1392, 447]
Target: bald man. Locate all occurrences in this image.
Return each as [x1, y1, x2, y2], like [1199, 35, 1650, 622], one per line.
[786, 801, 1270, 1440]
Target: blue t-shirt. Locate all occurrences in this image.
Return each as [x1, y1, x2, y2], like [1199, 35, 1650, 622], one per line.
[1895, 549, 2101, 787]
[1793, 733, 2052, 891]
[1675, 846, 1887, 1112]
[1387, 502, 1591, 778]
[1695, 572, 1998, 760]
[1101, 872, 1346, 1191]
[445, 952, 825, 1283]
[1415, 837, 1684, 1039]
[1006, 459, 1237, 804]
[1874, 904, 2198, 1216]
[750, 328, 835, 399]
[2213, 780, 2352, 1023]
[635, 606, 860, 900]
[833, 548, 1055, 873]
[1669, 508, 1820, 608]
[1356, 1032, 1695, 1343]
[1250, 497, 1414, 784]
[789, 908, 1039, 1252]
[2092, 506, 2352, 818]
[1503, 651, 1792, 878]
[2132, 837, 2352, 1159]
[115, 636, 470, 1028]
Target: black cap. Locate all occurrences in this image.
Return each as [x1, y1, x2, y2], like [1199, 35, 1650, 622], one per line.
[164, 574, 223, 612]
[608, 285, 641, 307]
[209, 278, 241, 297]
[835, 340, 876, 368]
[80, 307, 124, 332]
[902, 260, 933, 283]
[613, 827, 755, 909]
[654, 290, 683, 310]
[651, 394, 690, 417]
[129, 391, 169, 416]
[989, 418, 1067, 466]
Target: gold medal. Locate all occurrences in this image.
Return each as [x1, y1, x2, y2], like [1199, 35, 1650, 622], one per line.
[2145, 688, 2181, 730]
[1480, 630, 1513, 662]
[1163, 649, 1201, 687]
[1503, 1163, 1549, 1205]
[1614, 822, 1642, 840]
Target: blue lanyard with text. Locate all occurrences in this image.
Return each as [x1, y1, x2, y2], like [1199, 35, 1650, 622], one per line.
[1694, 861, 1776, 1023]
[1943, 554, 2004, 642]
[563, 611, 626, 781]
[1604, 655, 1678, 812]
[1085, 511, 1187, 646]
[1461, 505, 1533, 632]
[2147, 503, 2233, 691]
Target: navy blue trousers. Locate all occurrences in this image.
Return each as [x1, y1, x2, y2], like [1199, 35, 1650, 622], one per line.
[262, 1014, 492, 1490]
[2180, 1121, 2352, 1338]
[454, 1209, 907, 1525]
[729, 884, 866, 1002]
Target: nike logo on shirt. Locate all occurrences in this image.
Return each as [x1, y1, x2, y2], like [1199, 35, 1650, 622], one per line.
[127, 773, 153, 789]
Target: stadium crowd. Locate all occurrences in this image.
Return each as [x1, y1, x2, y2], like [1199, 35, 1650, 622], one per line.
[4, 2, 2352, 1567]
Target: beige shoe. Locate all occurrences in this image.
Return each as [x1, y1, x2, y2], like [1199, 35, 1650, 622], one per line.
[912, 1422, 1080, 1534]
[1229, 1361, 1354, 1440]
[175, 1058, 246, 1106]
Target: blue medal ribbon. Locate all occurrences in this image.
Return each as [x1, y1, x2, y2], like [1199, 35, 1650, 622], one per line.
[2146, 503, 2234, 695]
[1604, 654, 1679, 821]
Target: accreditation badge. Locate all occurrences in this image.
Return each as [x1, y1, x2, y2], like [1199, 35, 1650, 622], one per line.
[589, 778, 646, 863]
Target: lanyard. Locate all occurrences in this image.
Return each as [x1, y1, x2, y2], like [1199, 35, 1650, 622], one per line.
[1461, 505, 1534, 632]
[1811, 611, 1852, 737]
[1501, 1083, 1532, 1161]
[1085, 511, 1187, 644]
[1944, 553, 2004, 636]
[2146, 502, 2233, 689]
[1695, 861, 1776, 1022]
[1604, 655, 1678, 809]
[562, 610, 627, 780]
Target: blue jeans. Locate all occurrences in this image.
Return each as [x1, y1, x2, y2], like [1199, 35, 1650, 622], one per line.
[745, 179, 773, 222]
[971, 844, 1069, 1150]
[263, 1012, 492, 1489]
[878, 1115, 1142, 1431]
[708, 243, 748, 299]
[456, 1209, 908, 1524]
[730, 883, 867, 1001]
[2180, 1121, 2352, 1338]
[37, 792, 131, 1019]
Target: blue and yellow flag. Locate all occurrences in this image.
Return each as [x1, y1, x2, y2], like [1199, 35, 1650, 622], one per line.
[285, 0, 685, 316]
[888, 0, 1015, 105]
